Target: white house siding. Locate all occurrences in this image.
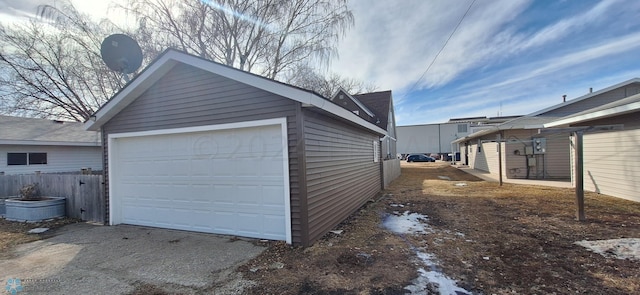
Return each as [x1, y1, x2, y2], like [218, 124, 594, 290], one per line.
[480, 140, 499, 173]
[580, 129, 640, 202]
[0, 145, 102, 175]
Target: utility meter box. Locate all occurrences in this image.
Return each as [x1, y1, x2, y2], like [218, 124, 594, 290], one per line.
[524, 146, 534, 155]
[533, 138, 547, 154]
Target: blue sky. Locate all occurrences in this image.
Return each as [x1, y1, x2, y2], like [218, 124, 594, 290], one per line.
[332, 0, 640, 125]
[2, 0, 640, 126]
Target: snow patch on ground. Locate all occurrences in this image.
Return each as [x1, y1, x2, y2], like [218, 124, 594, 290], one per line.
[382, 211, 432, 235]
[382, 211, 470, 295]
[575, 238, 640, 261]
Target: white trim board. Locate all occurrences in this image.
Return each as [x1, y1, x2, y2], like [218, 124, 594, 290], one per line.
[107, 117, 292, 244]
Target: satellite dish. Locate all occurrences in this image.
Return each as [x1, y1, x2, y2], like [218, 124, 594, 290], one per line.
[100, 34, 143, 75]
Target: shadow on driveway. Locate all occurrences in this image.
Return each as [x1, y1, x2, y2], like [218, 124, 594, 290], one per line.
[0, 223, 266, 294]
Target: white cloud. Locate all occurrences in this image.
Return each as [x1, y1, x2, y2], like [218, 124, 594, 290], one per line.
[333, 0, 532, 91]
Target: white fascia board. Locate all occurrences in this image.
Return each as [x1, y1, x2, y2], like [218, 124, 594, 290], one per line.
[523, 124, 545, 129]
[108, 117, 285, 139]
[86, 50, 386, 136]
[0, 140, 100, 146]
[172, 54, 385, 134]
[545, 101, 640, 127]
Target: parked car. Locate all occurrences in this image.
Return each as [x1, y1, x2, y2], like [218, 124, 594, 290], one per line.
[406, 154, 435, 162]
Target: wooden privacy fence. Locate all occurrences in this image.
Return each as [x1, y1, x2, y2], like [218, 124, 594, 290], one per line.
[0, 174, 104, 223]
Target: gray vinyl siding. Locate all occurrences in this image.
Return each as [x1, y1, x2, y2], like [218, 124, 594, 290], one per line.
[0, 145, 102, 175]
[581, 128, 640, 202]
[543, 83, 640, 117]
[101, 63, 304, 244]
[303, 110, 381, 244]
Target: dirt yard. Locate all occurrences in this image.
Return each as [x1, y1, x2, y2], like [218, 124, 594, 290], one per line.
[0, 217, 79, 259]
[2, 162, 639, 294]
[243, 162, 640, 294]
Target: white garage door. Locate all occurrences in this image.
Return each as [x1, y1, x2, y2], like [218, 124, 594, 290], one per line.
[108, 119, 290, 242]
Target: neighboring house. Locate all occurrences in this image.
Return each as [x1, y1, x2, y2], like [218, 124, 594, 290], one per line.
[396, 116, 518, 158]
[354, 90, 398, 159]
[84, 49, 398, 246]
[0, 115, 102, 175]
[453, 78, 640, 180]
[545, 93, 640, 202]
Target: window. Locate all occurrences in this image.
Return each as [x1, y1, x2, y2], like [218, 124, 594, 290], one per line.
[7, 153, 27, 165]
[457, 124, 468, 133]
[7, 152, 47, 165]
[29, 153, 47, 165]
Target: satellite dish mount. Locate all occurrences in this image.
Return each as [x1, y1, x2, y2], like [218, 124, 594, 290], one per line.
[101, 34, 143, 83]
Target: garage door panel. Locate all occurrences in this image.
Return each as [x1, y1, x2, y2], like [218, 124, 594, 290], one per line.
[111, 123, 288, 241]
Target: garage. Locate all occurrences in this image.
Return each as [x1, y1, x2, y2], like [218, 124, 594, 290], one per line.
[108, 119, 291, 243]
[85, 49, 392, 245]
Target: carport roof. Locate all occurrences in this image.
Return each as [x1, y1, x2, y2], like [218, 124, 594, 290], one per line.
[452, 115, 562, 144]
[84, 49, 387, 136]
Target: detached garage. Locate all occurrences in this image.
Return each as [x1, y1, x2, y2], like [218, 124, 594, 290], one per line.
[85, 49, 392, 246]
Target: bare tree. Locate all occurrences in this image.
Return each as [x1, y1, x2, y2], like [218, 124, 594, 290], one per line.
[122, 0, 353, 80]
[0, 0, 362, 121]
[287, 64, 377, 98]
[0, 2, 123, 121]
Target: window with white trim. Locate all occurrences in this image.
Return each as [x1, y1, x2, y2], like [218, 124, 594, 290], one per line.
[7, 153, 47, 165]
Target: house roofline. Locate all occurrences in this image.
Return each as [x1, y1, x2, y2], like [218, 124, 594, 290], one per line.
[0, 139, 100, 146]
[84, 49, 387, 136]
[545, 100, 640, 127]
[529, 77, 640, 116]
[330, 88, 375, 117]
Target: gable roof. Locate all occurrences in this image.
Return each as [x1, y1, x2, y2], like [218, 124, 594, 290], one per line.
[0, 115, 100, 146]
[84, 49, 387, 136]
[530, 78, 640, 116]
[330, 88, 375, 117]
[354, 90, 392, 130]
[545, 92, 640, 127]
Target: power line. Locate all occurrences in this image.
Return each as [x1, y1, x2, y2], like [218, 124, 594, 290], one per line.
[404, 0, 477, 97]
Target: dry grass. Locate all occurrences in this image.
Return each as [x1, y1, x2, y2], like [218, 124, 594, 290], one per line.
[3, 162, 639, 294]
[244, 162, 640, 294]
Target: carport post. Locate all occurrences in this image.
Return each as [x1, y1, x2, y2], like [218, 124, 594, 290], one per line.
[574, 131, 585, 221]
[540, 125, 622, 222]
[497, 134, 503, 186]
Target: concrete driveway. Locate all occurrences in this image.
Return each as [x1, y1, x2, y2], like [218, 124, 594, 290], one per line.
[0, 223, 266, 294]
